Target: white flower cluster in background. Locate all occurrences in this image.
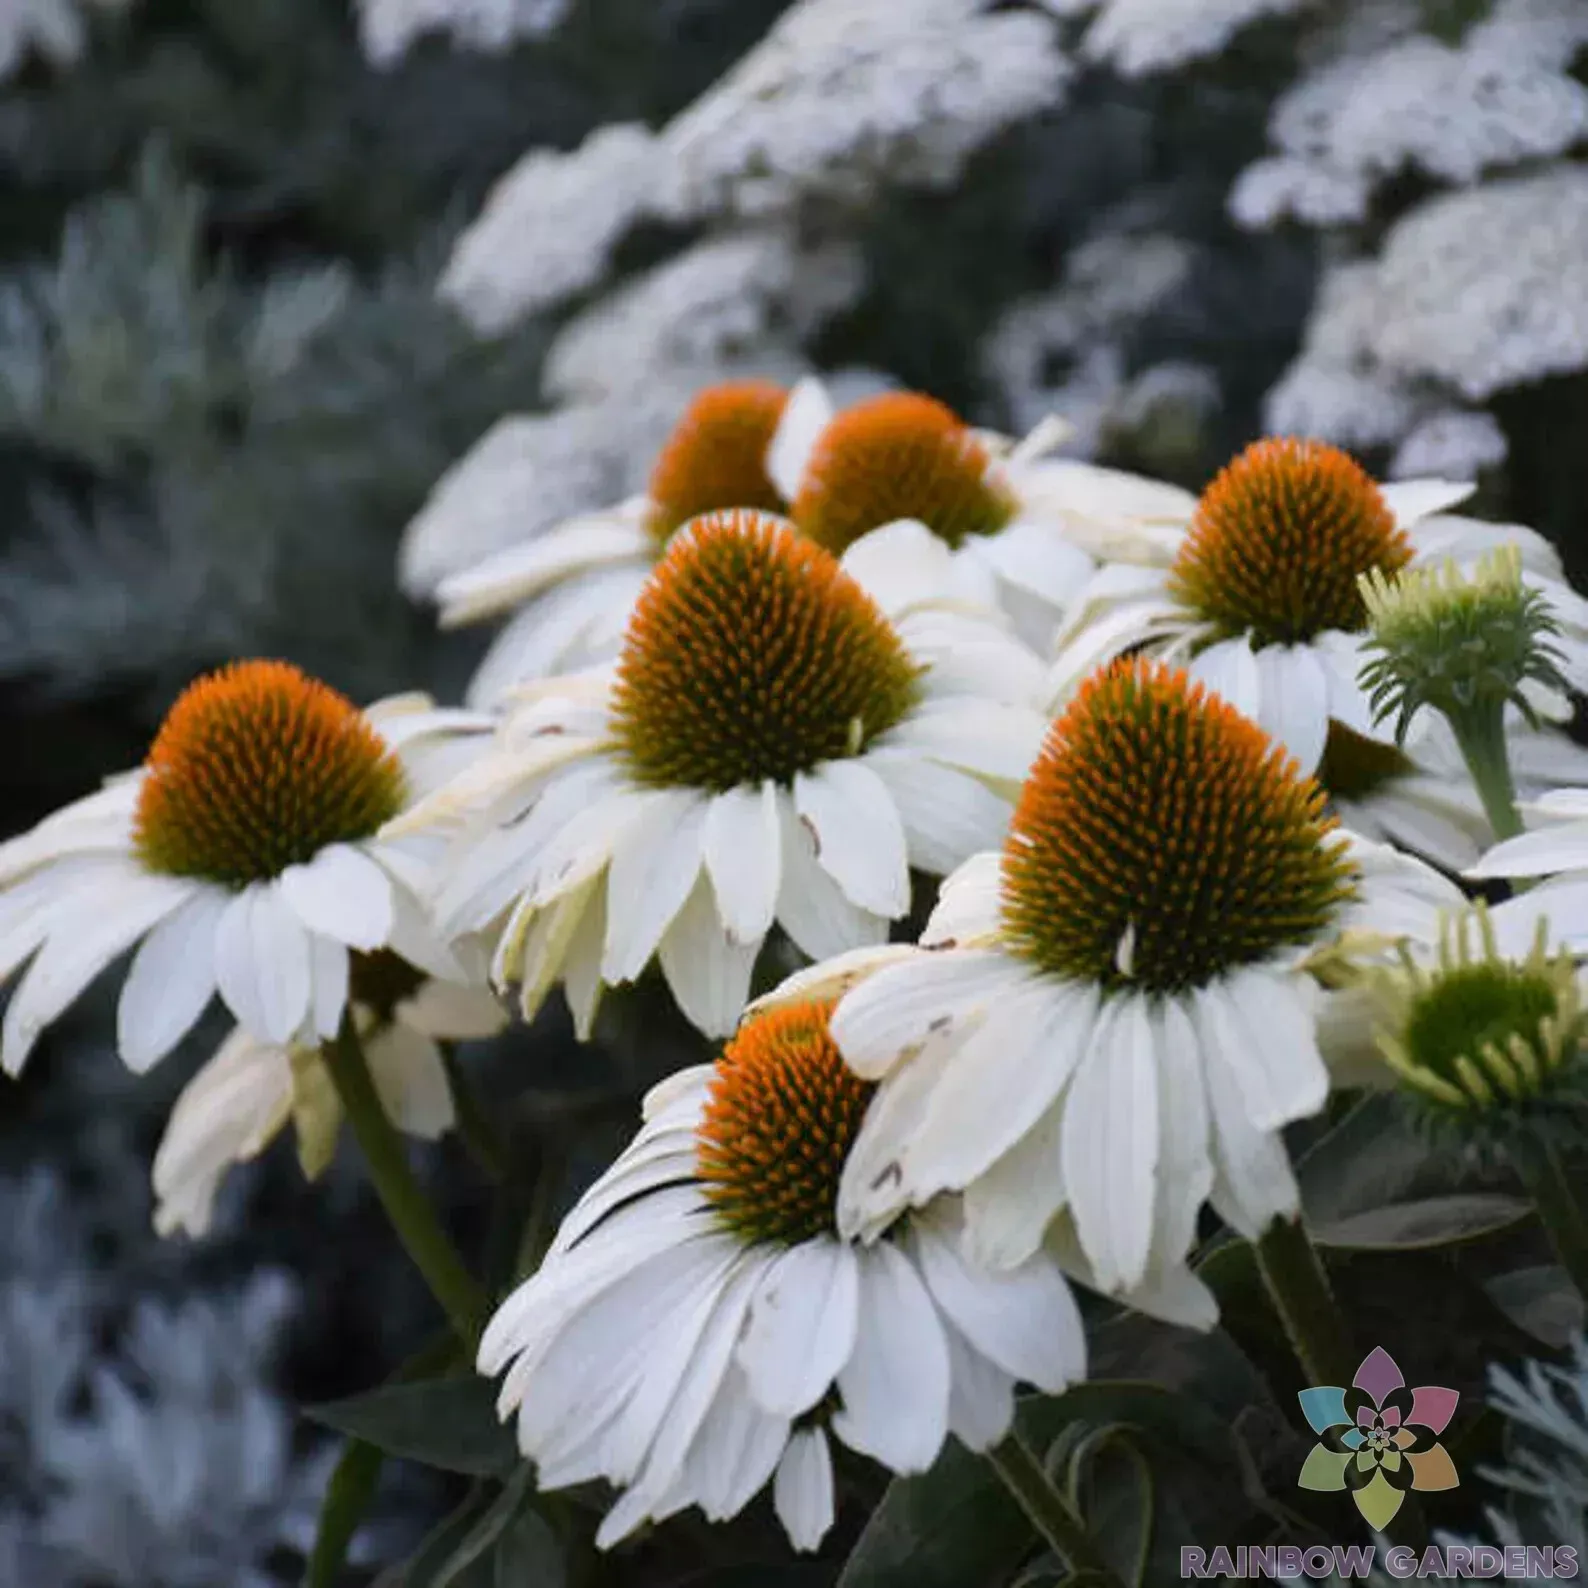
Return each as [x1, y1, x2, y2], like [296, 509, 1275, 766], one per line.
[1043, 0, 1315, 76]
[653, 0, 1069, 220]
[1232, 0, 1588, 229]
[439, 0, 1069, 338]
[357, 0, 571, 66]
[981, 227, 1217, 451]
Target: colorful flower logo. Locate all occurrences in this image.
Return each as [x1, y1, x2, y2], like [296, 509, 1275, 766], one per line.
[1297, 1346, 1460, 1531]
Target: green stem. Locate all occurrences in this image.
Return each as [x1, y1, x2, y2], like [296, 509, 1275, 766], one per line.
[1514, 1141, 1588, 1302]
[441, 1044, 510, 1184]
[1254, 1215, 1358, 1390]
[320, 1017, 489, 1348]
[1450, 702, 1523, 843]
[985, 1432, 1125, 1587]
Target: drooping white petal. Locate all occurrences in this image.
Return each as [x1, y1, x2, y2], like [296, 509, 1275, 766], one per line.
[942, 1323, 1016, 1451]
[365, 1023, 454, 1138]
[838, 520, 964, 617]
[1248, 644, 1330, 774]
[277, 844, 396, 950]
[656, 875, 759, 1038]
[116, 888, 227, 1072]
[765, 376, 832, 503]
[919, 850, 1005, 948]
[907, 978, 1097, 1194]
[865, 752, 1014, 878]
[1149, 998, 1214, 1273]
[962, 1100, 1067, 1272]
[151, 1028, 293, 1238]
[601, 789, 708, 982]
[398, 978, 507, 1040]
[794, 760, 910, 918]
[1468, 822, 1588, 880]
[773, 792, 888, 962]
[1198, 968, 1327, 1133]
[773, 1428, 835, 1553]
[1187, 637, 1262, 722]
[1059, 995, 1160, 1293]
[977, 518, 1094, 611]
[684, 1367, 790, 1523]
[832, 1244, 951, 1473]
[1379, 478, 1474, 529]
[830, 949, 1022, 1080]
[308, 934, 351, 1039]
[879, 701, 1045, 787]
[736, 1239, 860, 1418]
[2, 868, 193, 1076]
[912, 1207, 1085, 1393]
[212, 885, 316, 1045]
[702, 781, 782, 946]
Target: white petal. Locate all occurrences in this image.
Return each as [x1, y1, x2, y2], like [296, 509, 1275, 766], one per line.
[977, 518, 1094, 611]
[907, 979, 1098, 1193]
[1250, 644, 1330, 774]
[773, 1428, 834, 1553]
[880, 702, 1045, 787]
[942, 1324, 1016, 1451]
[912, 1208, 1084, 1392]
[685, 1368, 790, 1522]
[830, 949, 1021, 1080]
[702, 782, 782, 946]
[366, 1023, 454, 1138]
[773, 791, 888, 961]
[601, 789, 708, 982]
[309, 934, 351, 1039]
[151, 1028, 293, 1237]
[277, 844, 395, 950]
[398, 978, 507, 1040]
[437, 517, 651, 624]
[839, 520, 963, 616]
[1150, 998, 1214, 1272]
[1198, 969, 1327, 1132]
[866, 753, 1014, 878]
[794, 761, 910, 918]
[116, 889, 226, 1072]
[1379, 478, 1475, 528]
[213, 886, 314, 1045]
[962, 1101, 1067, 1271]
[1189, 987, 1301, 1236]
[737, 1239, 860, 1417]
[656, 875, 758, 1038]
[765, 376, 832, 502]
[2, 869, 192, 1076]
[1468, 823, 1588, 880]
[920, 850, 1005, 947]
[1187, 637, 1262, 722]
[1059, 996, 1160, 1292]
[832, 1244, 951, 1473]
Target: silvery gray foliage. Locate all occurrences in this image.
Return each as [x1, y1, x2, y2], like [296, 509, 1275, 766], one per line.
[1041, 0, 1315, 76]
[1439, 1335, 1588, 1560]
[0, 1169, 363, 1588]
[0, 0, 133, 80]
[356, 0, 572, 67]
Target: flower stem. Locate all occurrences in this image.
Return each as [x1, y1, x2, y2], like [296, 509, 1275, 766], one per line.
[440, 1044, 510, 1184]
[1254, 1215, 1358, 1389]
[320, 1017, 489, 1348]
[1449, 703, 1523, 843]
[1513, 1140, 1588, 1302]
[985, 1432, 1125, 1587]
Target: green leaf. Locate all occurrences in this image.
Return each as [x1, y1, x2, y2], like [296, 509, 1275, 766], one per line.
[305, 1437, 384, 1588]
[492, 1503, 565, 1588]
[303, 1377, 518, 1478]
[396, 1489, 497, 1588]
[1295, 1094, 1434, 1226]
[841, 1382, 1233, 1588]
[1069, 1430, 1152, 1585]
[433, 1469, 534, 1588]
[1484, 1263, 1587, 1348]
[1310, 1192, 1530, 1250]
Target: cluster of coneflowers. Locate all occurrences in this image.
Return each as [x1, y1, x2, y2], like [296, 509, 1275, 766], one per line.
[6, 377, 1588, 1574]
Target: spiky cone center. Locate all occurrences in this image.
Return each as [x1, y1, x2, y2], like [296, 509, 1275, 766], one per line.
[642, 380, 792, 547]
[610, 509, 923, 792]
[1169, 438, 1413, 647]
[1374, 913, 1586, 1115]
[133, 661, 406, 889]
[697, 998, 875, 1247]
[1000, 658, 1359, 995]
[791, 391, 1016, 556]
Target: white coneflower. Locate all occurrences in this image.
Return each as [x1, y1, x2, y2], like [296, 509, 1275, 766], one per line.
[1048, 438, 1588, 776]
[399, 508, 1049, 1039]
[152, 965, 506, 1237]
[436, 379, 826, 705]
[478, 997, 1086, 1552]
[765, 659, 1457, 1303]
[773, 388, 1140, 653]
[0, 664, 493, 1076]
